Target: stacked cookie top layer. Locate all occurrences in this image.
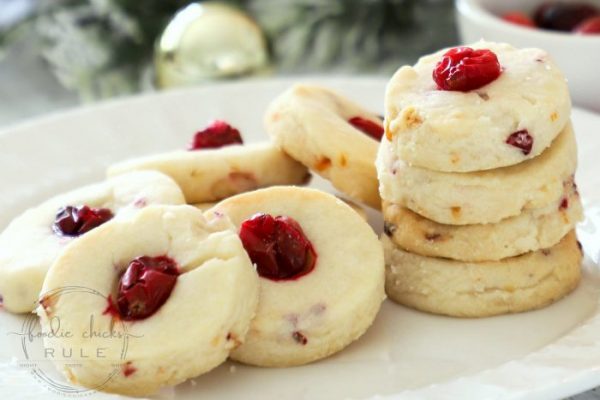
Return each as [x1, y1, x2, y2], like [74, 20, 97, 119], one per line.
[377, 41, 583, 317]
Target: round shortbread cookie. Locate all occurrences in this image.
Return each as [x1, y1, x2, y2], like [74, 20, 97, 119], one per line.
[385, 41, 571, 172]
[107, 142, 310, 204]
[377, 122, 577, 225]
[0, 171, 185, 313]
[383, 179, 583, 261]
[383, 231, 582, 318]
[37, 205, 259, 396]
[207, 186, 385, 367]
[265, 84, 384, 209]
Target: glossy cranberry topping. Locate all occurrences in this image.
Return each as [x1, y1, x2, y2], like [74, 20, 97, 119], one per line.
[239, 213, 317, 281]
[348, 117, 384, 141]
[433, 47, 502, 92]
[575, 16, 600, 33]
[506, 129, 534, 155]
[52, 205, 113, 237]
[115, 256, 180, 321]
[534, 2, 598, 31]
[188, 120, 243, 150]
[502, 12, 536, 27]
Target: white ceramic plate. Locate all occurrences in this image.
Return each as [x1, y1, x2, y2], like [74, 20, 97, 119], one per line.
[1, 78, 599, 400]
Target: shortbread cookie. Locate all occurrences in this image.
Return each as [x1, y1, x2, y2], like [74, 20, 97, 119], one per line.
[108, 142, 310, 204]
[208, 186, 385, 367]
[265, 84, 384, 208]
[385, 41, 571, 172]
[37, 205, 259, 396]
[383, 231, 581, 317]
[0, 171, 185, 313]
[377, 122, 577, 225]
[383, 179, 583, 261]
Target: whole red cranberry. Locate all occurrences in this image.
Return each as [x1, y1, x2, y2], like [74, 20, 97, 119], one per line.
[574, 16, 600, 33]
[506, 129, 534, 155]
[534, 2, 599, 31]
[348, 117, 384, 141]
[239, 213, 317, 281]
[188, 120, 243, 150]
[433, 47, 502, 92]
[53, 205, 113, 237]
[116, 256, 180, 320]
[502, 12, 536, 27]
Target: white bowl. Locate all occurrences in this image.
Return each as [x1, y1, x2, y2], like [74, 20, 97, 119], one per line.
[456, 0, 600, 112]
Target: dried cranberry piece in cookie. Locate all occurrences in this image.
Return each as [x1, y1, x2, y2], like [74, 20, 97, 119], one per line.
[506, 129, 534, 155]
[188, 120, 243, 150]
[52, 205, 113, 237]
[348, 117, 384, 141]
[115, 256, 180, 320]
[433, 47, 502, 92]
[239, 213, 317, 281]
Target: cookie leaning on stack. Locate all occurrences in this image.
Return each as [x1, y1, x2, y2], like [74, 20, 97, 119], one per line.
[378, 41, 583, 317]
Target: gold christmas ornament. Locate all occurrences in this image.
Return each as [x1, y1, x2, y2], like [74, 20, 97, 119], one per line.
[155, 2, 270, 88]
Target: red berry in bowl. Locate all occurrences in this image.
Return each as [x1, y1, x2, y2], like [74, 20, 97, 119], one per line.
[534, 2, 599, 31]
[506, 129, 534, 155]
[348, 116, 384, 141]
[188, 120, 243, 150]
[574, 16, 600, 33]
[116, 256, 180, 321]
[239, 213, 317, 281]
[502, 12, 535, 27]
[53, 205, 113, 237]
[433, 47, 502, 92]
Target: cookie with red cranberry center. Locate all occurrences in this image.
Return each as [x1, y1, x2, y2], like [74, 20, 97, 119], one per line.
[385, 41, 571, 172]
[265, 84, 384, 209]
[37, 205, 259, 396]
[0, 171, 184, 313]
[207, 186, 385, 367]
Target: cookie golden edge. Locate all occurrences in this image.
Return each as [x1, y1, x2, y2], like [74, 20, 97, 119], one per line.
[383, 231, 582, 318]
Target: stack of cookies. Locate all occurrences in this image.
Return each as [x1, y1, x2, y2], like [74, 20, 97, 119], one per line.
[377, 41, 584, 317]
